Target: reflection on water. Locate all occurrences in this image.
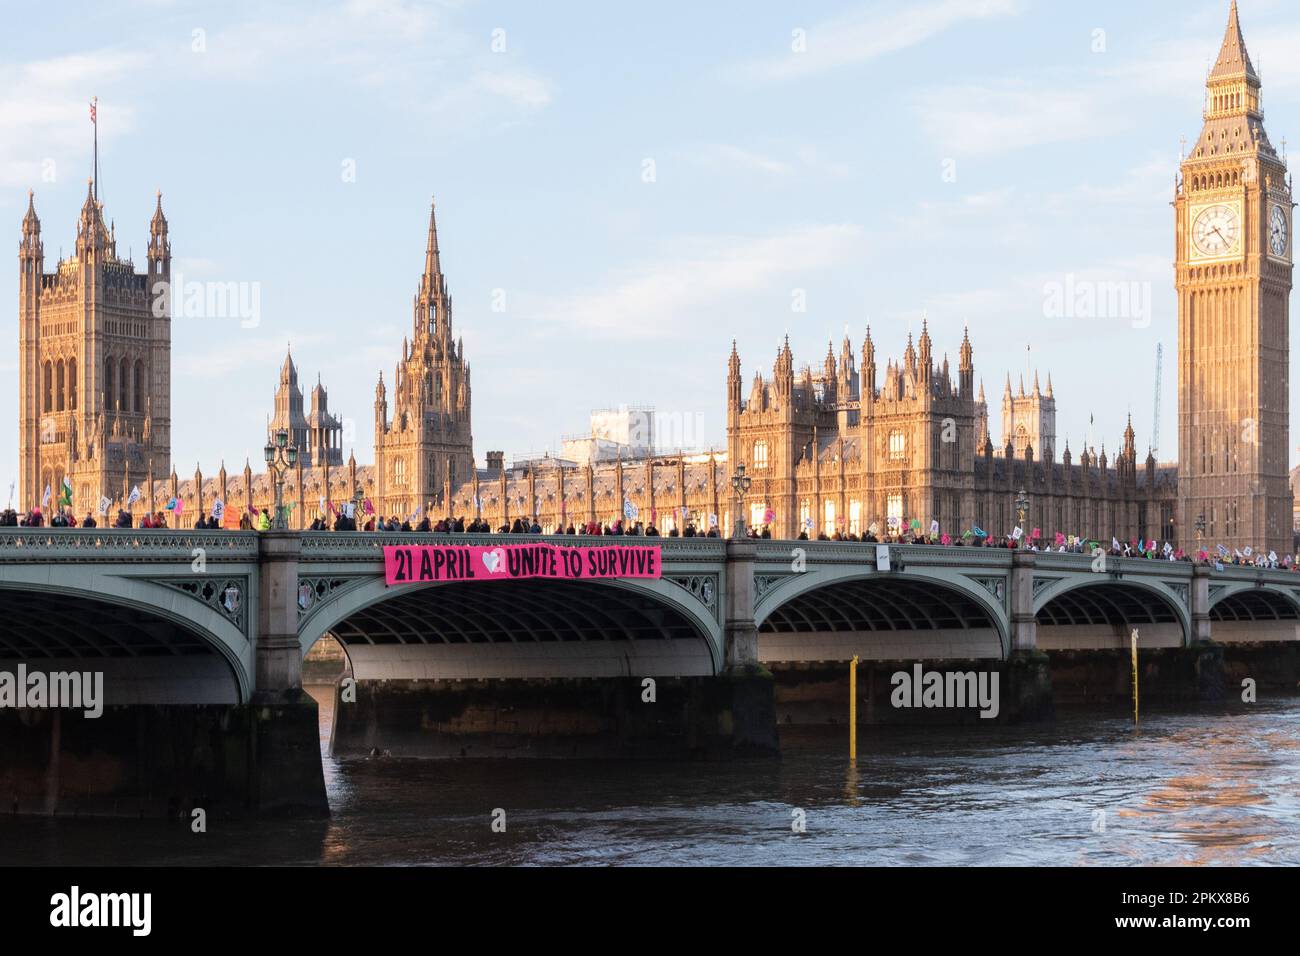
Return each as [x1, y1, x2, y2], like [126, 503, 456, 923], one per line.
[3, 687, 1298, 866]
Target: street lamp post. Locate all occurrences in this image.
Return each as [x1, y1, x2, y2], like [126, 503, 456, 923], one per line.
[263, 428, 297, 531]
[731, 463, 753, 540]
[1015, 488, 1029, 545]
[1195, 512, 1206, 550]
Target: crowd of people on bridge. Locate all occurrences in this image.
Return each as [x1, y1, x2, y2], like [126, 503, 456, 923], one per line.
[2, 503, 1294, 570]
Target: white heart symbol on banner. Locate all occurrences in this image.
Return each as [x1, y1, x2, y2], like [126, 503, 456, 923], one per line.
[482, 548, 506, 574]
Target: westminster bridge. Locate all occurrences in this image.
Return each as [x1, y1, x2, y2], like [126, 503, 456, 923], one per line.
[2, 530, 1298, 815]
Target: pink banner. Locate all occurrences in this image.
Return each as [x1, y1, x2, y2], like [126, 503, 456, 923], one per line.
[384, 543, 662, 586]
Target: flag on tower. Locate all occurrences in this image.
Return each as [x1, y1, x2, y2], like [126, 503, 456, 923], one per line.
[89, 100, 96, 124]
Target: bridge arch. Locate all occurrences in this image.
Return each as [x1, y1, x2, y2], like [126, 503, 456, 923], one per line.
[754, 568, 1010, 662]
[1208, 585, 1300, 644]
[1033, 577, 1191, 649]
[299, 574, 723, 679]
[0, 574, 250, 704]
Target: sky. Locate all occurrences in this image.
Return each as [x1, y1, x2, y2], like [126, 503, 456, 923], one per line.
[2, 0, 1299, 489]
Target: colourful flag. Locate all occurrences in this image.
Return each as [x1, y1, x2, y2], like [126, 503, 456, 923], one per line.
[97, 495, 111, 515]
[59, 477, 72, 507]
[363, 498, 375, 515]
[41, 483, 51, 508]
[127, 485, 141, 506]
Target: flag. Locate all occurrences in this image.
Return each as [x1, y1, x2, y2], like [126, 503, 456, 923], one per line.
[1216, 544, 1229, 558]
[42, 483, 51, 508]
[909, 518, 922, 532]
[127, 485, 141, 506]
[763, 508, 776, 524]
[940, 533, 952, 546]
[89, 100, 96, 124]
[708, 513, 718, 528]
[166, 497, 177, 511]
[174, 497, 184, 515]
[1055, 532, 1066, 546]
[972, 526, 987, 538]
[1011, 526, 1024, 541]
[1031, 527, 1041, 540]
[804, 517, 814, 530]
[868, 522, 879, 536]
[97, 495, 111, 515]
[929, 519, 940, 536]
[59, 477, 72, 507]
[363, 498, 375, 515]
[1244, 546, 1253, 558]
[211, 498, 225, 521]
[1112, 537, 1121, 551]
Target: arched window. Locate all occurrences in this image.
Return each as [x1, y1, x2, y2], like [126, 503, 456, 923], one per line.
[104, 359, 115, 411]
[68, 358, 77, 410]
[394, 459, 407, 487]
[752, 440, 769, 469]
[888, 430, 906, 460]
[43, 361, 53, 412]
[56, 360, 65, 411]
[119, 358, 130, 412]
[134, 360, 145, 415]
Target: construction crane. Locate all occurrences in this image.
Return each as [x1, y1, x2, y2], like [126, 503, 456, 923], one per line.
[1151, 343, 1163, 459]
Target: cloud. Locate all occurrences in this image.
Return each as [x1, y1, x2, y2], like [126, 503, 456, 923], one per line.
[688, 143, 852, 178]
[692, 144, 792, 176]
[916, 81, 1124, 157]
[534, 225, 868, 340]
[0, 51, 145, 189]
[730, 0, 1022, 84]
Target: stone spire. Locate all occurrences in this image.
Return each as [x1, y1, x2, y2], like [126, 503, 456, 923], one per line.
[280, 345, 297, 385]
[21, 189, 39, 237]
[1209, 1, 1257, 83]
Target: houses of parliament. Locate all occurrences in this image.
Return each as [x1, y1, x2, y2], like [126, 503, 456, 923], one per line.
[15, 3, 1295, 554]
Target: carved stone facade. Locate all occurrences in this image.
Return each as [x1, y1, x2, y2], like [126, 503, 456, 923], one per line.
[18, 181, 172, 513]
[727, 327, 1179, 544]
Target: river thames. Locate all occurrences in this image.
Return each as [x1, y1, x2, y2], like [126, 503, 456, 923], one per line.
[3, 688, 1298, 866]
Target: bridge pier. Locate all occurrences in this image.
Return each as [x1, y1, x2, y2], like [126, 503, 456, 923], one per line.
[256, 532, 306, 700]
[248, 531, 327, 815]
[1007, 551, 1054, 720]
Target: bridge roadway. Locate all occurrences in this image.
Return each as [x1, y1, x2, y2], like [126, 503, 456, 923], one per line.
[1, 529, 1297, 705]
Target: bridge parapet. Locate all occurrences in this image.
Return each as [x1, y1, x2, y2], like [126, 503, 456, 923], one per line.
[0, 528, 260, 563]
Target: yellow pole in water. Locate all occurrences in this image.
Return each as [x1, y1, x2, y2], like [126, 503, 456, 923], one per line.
[849, 655, 859, 762]
[1130, 628, 1139, 728]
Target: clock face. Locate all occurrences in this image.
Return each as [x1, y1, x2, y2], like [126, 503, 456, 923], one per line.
[1192, 204, 1241, 258]
[1270, 205, 1289, 258]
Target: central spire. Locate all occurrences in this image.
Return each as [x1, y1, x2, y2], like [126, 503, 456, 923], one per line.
[1210, 1, 1257, 83]
[423, 195, 442, 287]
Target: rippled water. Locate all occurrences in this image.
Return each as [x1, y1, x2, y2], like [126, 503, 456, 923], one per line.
[5, 689, 1299, 866]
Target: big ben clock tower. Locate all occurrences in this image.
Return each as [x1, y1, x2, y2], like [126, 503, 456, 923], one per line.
[1177, 2, 1294, 555]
